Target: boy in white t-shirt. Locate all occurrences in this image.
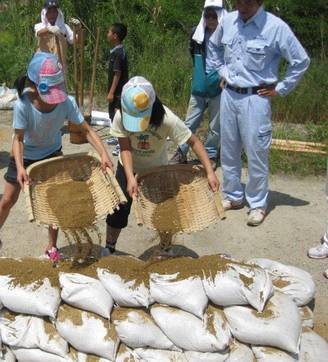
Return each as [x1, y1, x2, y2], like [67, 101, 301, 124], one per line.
[104, 76, 219, 254]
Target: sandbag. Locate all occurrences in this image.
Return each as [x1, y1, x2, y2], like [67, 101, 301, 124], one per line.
[184, 351, 228, 362]
[115, 344, 141, 362]
[67, 348, 111, 362]
[0, 311, 68, 357]
[97, 257, 153, 308]
[0, 347, 15, 362]
[148, 258, 208, 318]
[0, 259, 61, 318]
[12, 348, 67, 362]
[201, 255, 273, 312]
[299, 328, 328, 362]
[59, 273, 114, 319]
[56, 305, 119, 360]
[298, 307, 314, 329]
[134, 348, 187, 362]
[252, 346, 297, 362]
[248, 258, 315, 306]
[150, 305, 231, 352]
[112, 308, 178, 350]
[225, 341, 256, 362]
[224, 292, 301, 354]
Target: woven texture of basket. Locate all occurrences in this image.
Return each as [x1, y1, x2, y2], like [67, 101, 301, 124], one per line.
[134, 164, 224, 234]
[25, 152, 127, 229]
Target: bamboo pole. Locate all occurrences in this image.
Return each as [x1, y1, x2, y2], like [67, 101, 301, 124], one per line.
[73, 27, 79, 106]
[55, 36, 67, 88]
[79, 28, 85, 109]
[272, 139, 326, 149]
[132, 195, 144, 226]
[87, 27, 100, 117]
[271, 144, 327, 155]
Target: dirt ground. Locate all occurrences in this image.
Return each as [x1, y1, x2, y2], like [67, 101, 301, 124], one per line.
[0, 110, 327, 340]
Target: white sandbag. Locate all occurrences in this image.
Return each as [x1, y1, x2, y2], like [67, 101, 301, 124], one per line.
[134, 348, 187, 362]
[184, 351, 228, 362]
[112, 308, 177, 350]
[56, 305, 119, 360]
[0, 311, 68, 357]
[252, 346, 297, 362]
[248, 258, 315, 306]
[0, 275, 60, 318]
[150, 305, 231, 352]
[12, 348, 67, 362]
[149, 272, 208, 318]
[67, 348, 111, 362]
[97, 256, 153, 308]
[202, 256, 273, 312]
[115, 344, 141, 362]
[0, 347, 15, 362]
[224, 292, 301, 354]
[225, 341, 255, 362]
[299, 328, 328, 362]
[298, 307, 314, 329]
[59, 273, 114, 318]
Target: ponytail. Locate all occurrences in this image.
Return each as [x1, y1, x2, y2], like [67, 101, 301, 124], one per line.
[14, 75, 28, 99]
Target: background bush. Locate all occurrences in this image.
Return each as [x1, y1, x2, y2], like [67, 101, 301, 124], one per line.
[0, 0, 327, 124]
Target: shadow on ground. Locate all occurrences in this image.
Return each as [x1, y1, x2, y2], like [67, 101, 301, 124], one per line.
[267, 190, 309, 214]
[139, 244, 199, 261]
[0, 151, 10, 170]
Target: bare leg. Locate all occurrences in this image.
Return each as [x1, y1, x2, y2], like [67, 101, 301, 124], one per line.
[106, 225, 122, 250]
[0, 181, 21, 230]
[46, 226, 59, 252]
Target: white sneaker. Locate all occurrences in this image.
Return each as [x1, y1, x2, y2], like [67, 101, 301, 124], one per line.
[222, 199, 243, 211]
[247, 208, 265, 226]
[308, 239, 328, 259]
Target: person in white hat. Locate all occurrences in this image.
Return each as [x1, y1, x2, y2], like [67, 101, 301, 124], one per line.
[171, 0, 227, 169]
[103, 76, 220, 255]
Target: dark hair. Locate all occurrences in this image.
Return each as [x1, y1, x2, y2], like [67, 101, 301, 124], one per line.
[14, 75, 29, 99]
[111, 23, 127, 41]
[149, 96, 166, 129]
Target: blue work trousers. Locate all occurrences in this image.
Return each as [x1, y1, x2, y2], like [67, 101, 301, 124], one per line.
[220, 88, 272, 210]
[180, 93, 221, 159]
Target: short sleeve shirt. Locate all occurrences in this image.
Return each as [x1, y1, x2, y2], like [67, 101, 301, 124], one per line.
[110, 106, 192, 173]
[107, 45, 129, 97]
[13, 93, 84, 160]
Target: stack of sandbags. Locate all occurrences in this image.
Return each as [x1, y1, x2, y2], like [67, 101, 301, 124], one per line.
[0, 254, 326, 362]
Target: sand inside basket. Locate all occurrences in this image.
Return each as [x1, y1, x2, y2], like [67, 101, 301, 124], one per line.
[44, 180, 96, 229]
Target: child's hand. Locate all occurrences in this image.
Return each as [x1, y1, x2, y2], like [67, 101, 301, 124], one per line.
[127, 176, 138, 198]
[207, 171, 220, 193]
[101, 153, 114, 172]
[107, 92, 114, 103]
[17, 167, 29, 190]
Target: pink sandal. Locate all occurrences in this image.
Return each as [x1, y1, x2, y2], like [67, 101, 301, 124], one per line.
[46, 247, 60, 263]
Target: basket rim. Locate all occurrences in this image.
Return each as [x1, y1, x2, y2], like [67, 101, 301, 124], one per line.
[136, 163, 205, 180]
[26, 151, 100, 176]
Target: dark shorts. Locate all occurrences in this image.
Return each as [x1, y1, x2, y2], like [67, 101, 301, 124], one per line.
[108, 96, 121, 121]
[106, 161, 133, 229]
[4, 148, 63, 184]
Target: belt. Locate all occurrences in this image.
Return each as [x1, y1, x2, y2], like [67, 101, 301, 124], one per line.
[226, 83, 276, 95]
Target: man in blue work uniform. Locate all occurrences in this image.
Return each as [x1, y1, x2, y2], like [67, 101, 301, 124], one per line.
[209, 0, 310, 226]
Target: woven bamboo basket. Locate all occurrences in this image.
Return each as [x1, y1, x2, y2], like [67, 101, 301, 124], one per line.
[25, 152, 127, 229]
[133, 164, 225, 234]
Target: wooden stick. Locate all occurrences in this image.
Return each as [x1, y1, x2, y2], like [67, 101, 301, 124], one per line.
[55, 36, 67, 88]
[272, 139, 326, 149]
[79, 28, 85, 108]
[132, 195, 144, 226]
[73, 27, 79, 106]
[271, 144, 327, 155]
[88, 27, 101, 116]
[214, 192, 226, 220]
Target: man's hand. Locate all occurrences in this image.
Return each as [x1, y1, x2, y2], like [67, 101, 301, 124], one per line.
[207, 171, 220, 193]
[107, 92, 114, 103]
[220, 78, 226, 89]
[48, 25, 61, 36]
[101, 153, 114, 172]
[69, 18, 81, 28]
[127, 176, 138, 198]
[257, 85, 278, 97]
[17, 167, 29, 190]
